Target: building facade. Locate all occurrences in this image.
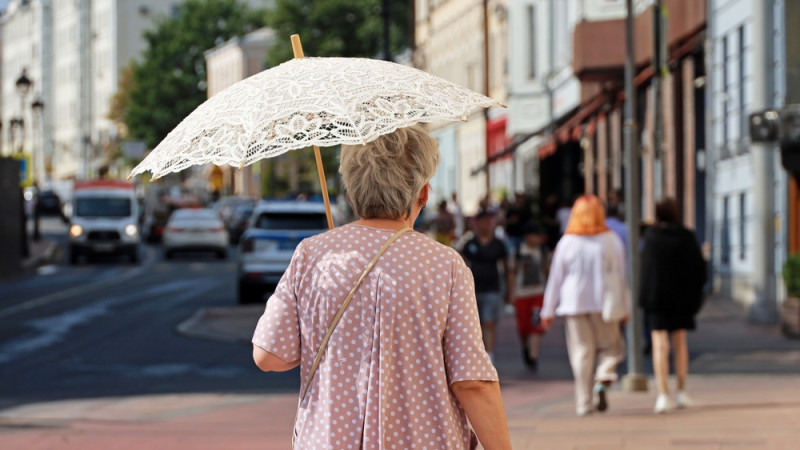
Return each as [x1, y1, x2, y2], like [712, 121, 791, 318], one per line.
[505, 0, 591, 198]
[1, 0, 48, 184]
[1, 0, 178, 183]
[2, 0, 272, 185]
[510, 0, 790, 312]
[204, 27, 275, 198]
[708, 0, 788, 312]
[414, 0, 508, 214]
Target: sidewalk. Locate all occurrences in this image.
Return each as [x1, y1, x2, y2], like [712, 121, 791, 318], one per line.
[1, 372, 798, 448]
[21, 238, 59, 271]
[1, 295, 799, 448]
[0, 236, 59, 282]
[177, 294, 800, 376]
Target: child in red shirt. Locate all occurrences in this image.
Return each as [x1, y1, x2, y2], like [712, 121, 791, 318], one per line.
[511, 223, 551, 370]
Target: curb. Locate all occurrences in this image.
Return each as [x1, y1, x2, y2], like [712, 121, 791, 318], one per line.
[20, 240, 59, 270]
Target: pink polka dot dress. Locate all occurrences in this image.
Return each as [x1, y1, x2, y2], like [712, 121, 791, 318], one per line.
[252, 224, 498, 449]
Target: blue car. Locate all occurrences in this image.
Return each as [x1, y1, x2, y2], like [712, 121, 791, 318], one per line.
[237, 200, 328, 304]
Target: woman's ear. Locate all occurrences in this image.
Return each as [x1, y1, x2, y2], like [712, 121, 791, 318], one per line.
[419, 182, 430, 208]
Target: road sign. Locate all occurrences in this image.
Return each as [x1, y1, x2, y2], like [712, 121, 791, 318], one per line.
[123, 140, 147, 160]
[13, 153, 32, 187]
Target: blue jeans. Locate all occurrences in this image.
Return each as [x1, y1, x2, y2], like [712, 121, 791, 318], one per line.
[475, 291, 502, 323]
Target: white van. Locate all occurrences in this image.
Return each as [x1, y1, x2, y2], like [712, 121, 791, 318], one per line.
[68, 180, 141, 264]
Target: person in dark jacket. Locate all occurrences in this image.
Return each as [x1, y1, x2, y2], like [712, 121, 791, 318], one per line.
[640, 197, 707, 414]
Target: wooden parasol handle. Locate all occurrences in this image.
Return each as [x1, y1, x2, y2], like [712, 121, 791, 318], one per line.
[290, 34, 334, 230]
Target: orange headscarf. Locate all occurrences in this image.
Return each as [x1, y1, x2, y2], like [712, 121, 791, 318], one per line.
[564, 194, 610, 236]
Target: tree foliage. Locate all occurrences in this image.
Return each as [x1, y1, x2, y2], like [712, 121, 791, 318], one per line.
[107, 63, 134, 129]
[265, 0, 410, 67]
[125, 0, 266, 149]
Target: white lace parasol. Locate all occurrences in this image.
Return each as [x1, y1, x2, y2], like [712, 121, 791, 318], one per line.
[129, 56, 499, 180]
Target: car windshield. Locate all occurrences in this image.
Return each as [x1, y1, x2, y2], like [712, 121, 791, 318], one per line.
[234, 206, 254, 220]
[75, 197, 131, 218]
[170, 219, 222, 228]
[171, 209, 217, 221]
[255, 212, 328, 230]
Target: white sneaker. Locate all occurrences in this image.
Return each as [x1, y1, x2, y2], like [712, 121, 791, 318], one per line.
[654, 393, 672, 414]
[676, 391, 693, 409]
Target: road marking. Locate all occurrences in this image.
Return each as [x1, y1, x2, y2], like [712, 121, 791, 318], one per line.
[0, 279, 220, 364]
[0, 246, 158, 319]
[36, 265, 59, 276]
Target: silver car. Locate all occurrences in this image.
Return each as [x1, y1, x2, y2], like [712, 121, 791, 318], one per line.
[163, 208, 229, 260]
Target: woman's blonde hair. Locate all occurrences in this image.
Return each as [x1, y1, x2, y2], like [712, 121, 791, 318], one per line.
[339, 125, 440, 220]
[564, 194, 610, 235]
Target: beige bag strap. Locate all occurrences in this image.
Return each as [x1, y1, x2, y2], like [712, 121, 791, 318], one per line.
[293, 227, 412, 445]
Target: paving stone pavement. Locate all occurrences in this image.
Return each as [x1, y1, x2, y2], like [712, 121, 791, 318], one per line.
[2, 282, 799, 448]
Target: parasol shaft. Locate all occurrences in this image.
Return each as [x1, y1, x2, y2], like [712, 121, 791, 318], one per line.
[291, 34, 334, 230]
[313, 145, 334, 230]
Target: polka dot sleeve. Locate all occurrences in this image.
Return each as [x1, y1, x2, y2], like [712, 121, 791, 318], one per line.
[442, 258, 499, 384]
[251, 244, 302, 364]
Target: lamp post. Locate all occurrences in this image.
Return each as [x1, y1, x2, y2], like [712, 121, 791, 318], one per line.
[31, 96, 45, 241]
[622, 0, 648, 392]
[32, 96, 45, 183]
[16, 69, 34, 242]
[9, 117, 24, 154]
[15, 69, 32, 154]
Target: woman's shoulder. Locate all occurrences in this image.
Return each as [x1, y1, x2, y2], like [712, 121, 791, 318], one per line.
[299, 224, 375, 254]
[555, 233, 592, 247]
[646, 224, 696, 242]
[409, 229, 463, 257]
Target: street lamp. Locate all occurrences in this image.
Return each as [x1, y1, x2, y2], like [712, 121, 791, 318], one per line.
[31, 97, 44, 113]
[16, 69, 32, 109]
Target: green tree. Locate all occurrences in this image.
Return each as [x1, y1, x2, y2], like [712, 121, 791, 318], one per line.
[125, 0, 266, 149]
[265, 0, 410, 67]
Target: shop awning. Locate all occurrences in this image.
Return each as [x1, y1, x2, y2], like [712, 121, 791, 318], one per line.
[539, 92, 611, 158]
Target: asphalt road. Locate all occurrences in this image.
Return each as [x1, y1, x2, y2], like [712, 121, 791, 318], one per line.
[0, 218, 298, 411]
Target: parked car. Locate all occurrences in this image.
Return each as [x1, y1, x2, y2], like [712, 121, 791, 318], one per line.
[227, 202, 255, 245]
[37, 190, 66, 218]
[213, 196, 255, 229]
[163, 208, 228, 260]
[68, 180, 141, 264]
[237, 200, 328, 304]
[142, 188, 203, 244]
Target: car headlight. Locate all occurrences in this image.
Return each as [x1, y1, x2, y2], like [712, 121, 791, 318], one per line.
[69, 224, 83, 237]
[125, 224, 138, 237]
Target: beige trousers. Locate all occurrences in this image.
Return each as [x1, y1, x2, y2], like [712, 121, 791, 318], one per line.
[564, 313, 626, 414]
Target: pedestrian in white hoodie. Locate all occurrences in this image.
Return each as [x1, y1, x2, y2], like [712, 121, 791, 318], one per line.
[541, 194, 629, 416]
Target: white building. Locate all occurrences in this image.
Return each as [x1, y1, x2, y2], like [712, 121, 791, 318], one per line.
[1, 0, 179, 182]
[505, 0, 587, 195]
[3, 0, 271, 183]
[1, 0, 47, 183]
[707, 0, 788, 314]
